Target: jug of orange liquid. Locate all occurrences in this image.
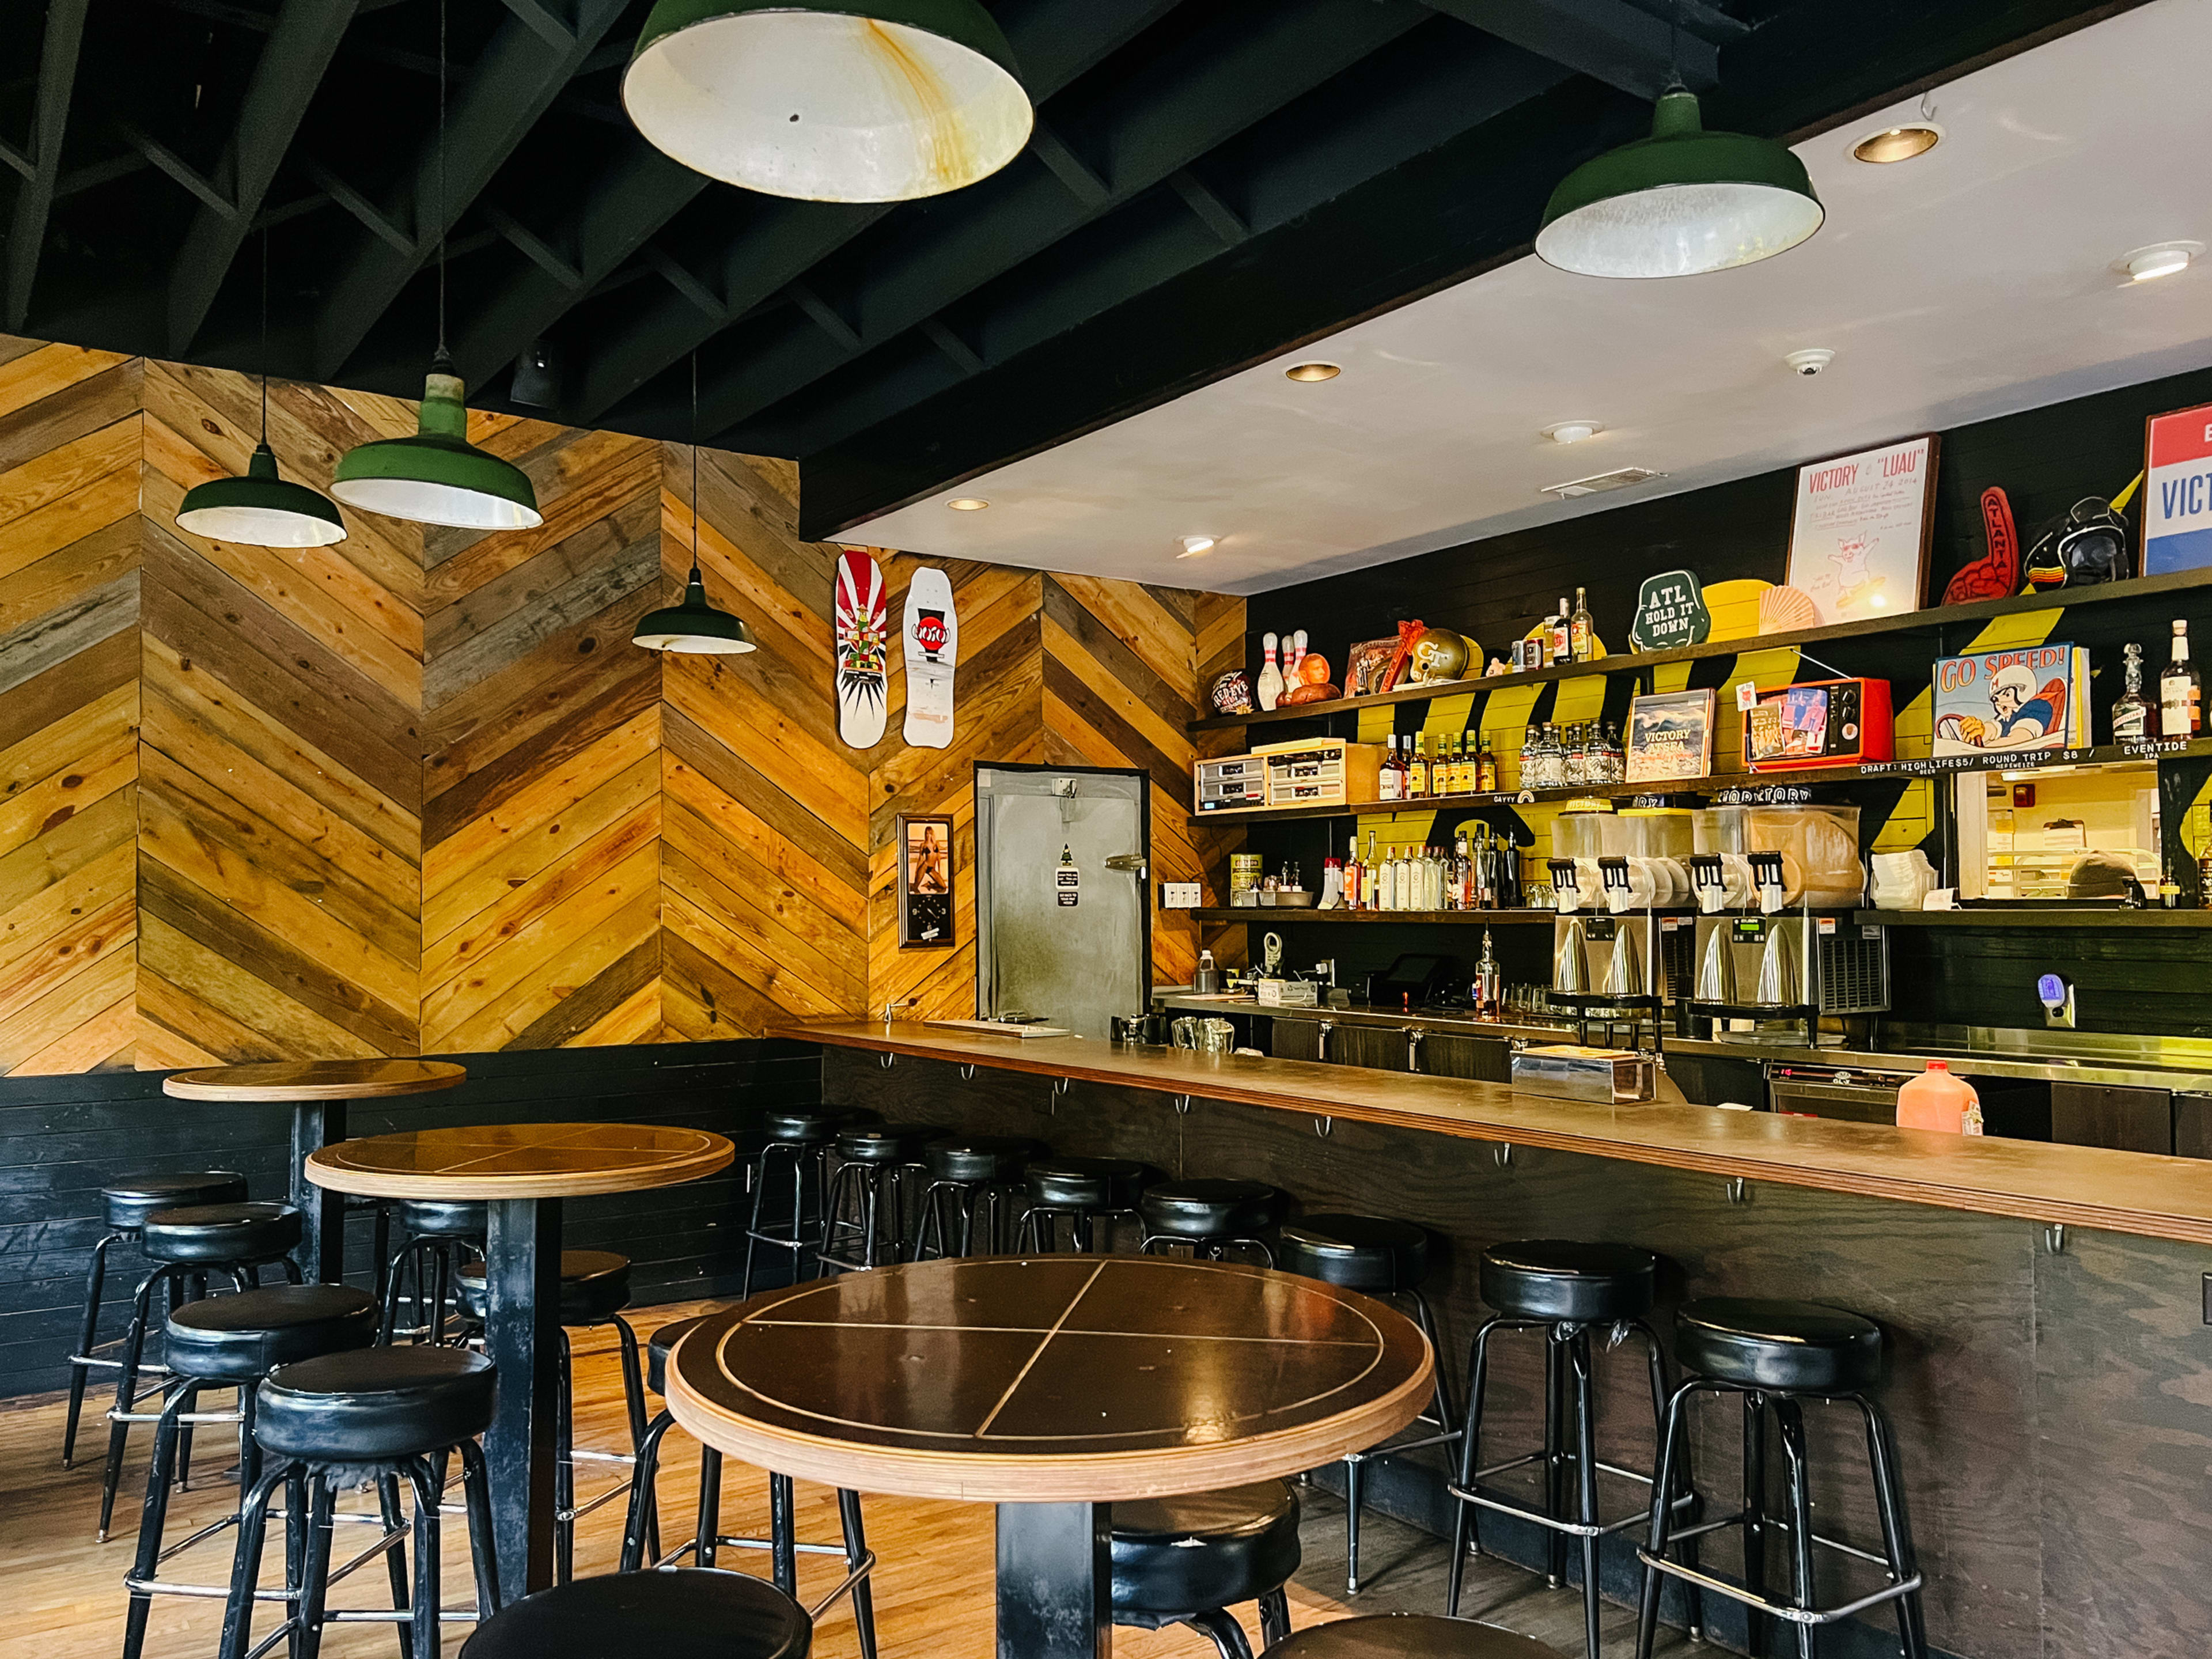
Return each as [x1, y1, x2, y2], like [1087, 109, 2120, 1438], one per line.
[1896, 1061, 1983, 1135]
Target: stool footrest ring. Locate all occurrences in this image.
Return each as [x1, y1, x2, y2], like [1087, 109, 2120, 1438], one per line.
[1637, 1547, 1923, 1627]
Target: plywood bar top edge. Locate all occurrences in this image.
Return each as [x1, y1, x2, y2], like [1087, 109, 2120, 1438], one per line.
[774, 1021, 2212, 1248]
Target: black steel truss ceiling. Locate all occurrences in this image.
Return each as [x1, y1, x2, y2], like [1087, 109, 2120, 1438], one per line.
[3, 0, 2142, 539]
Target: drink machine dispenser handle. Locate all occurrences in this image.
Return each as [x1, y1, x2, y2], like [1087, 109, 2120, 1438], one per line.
[1548, 858, 1581, 914]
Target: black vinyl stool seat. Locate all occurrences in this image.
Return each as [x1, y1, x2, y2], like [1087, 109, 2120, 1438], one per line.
[63, 1169, 248, 1472]
[913, 1136, 1040, 1259]
[1016, 1157, 1147, 1253]
[121, 1286, 381, 1659]
[456, 1251, 649, 1584]
[1262, 1613, 1569, 1656]
[1635, 1300, 1926, 1659]
[218, 1347, 501, 1659]
[1112, 1480, 1300, 1658]
[92, 1201, 306, 1541]
[1448, 1240, 1689, 1659]
[1138, 1179, 1284, 1265]
[1279, 1215, 1459, 1595]
[381, 1199, 491, 1345]
[818, 1124, 945, 1273]
[622, 1317, 878, 1658]
[744, 1113, 861, 1293]
[459, 1568, 811, 1659]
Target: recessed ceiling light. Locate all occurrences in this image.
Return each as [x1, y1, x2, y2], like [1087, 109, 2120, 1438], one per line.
[1284, 362, 1340, 382]
[1542, 421, 1601, 445]
[947, 497, 990, 511]
[1851, 123, 1941, 164]
[2117, 242, 2201, 283]
[1176, 535, 1217, 558]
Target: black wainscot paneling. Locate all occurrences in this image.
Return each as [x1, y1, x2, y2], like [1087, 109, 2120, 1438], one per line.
[0, 1040, 820, 1399]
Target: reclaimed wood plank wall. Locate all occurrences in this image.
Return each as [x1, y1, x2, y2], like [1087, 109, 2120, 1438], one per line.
[0, 334, 1240, 1071]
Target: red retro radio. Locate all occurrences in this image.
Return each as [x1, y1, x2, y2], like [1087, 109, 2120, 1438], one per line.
[1741, 677, 1894, 772]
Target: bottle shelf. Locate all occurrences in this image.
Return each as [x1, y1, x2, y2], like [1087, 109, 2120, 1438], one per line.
[1184, 738, 2212, 828]
[1854, 907, 2212, 928]
[1187, 907, 1566, 925]
[1193, 567, 2212, 735]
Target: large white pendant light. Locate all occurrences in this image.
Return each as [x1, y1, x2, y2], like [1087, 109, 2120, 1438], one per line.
[176, 232, 347, 548]
[1535, 86, 1823, 279]
[622, 1, 1032, 203]
[635, 353, 755, 654]
[332, 0, 541, 531]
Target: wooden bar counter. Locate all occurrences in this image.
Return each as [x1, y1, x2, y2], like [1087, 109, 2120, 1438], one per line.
[783, 1018, 2212, 1659]
[778, 1020, 2212, 1247]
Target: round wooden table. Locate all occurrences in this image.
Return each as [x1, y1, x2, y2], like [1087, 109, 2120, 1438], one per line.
[666, 1254, 1434, 1657]
[306, 1123, 734, 1594]
[164, 1058, 466, 1282]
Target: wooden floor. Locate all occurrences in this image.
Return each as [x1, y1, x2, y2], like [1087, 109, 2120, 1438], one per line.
[0, 1298, 1695, 1658]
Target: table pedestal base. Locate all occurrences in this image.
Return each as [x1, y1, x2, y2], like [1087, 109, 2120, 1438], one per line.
[998, 1501, 1111, 1658]
[485, 1196, 564, 1596]
[289, 1101, 347, 1283]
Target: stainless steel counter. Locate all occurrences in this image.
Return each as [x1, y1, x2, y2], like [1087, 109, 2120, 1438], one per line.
[1157, 990, 2212, 1092]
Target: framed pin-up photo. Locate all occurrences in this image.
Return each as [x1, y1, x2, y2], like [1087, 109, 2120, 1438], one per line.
[896, 813, 956, 949]
[1783, 434, 1939, 625]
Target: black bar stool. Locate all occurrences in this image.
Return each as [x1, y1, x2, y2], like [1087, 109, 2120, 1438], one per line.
[620, 1316, 878, 1658]
[120, 1284, 382, 1659]
[63, 1169, 247, 1468]
[218, 1346, 502, 1659]
[743, 1112, 856, 1293]
[1277, 1214, 1460, 1594]
[1112, 1480, 1300, 1658]
[817, 1123, 943, 1272]
[1446, 1240, 1687, 1659]
[97, 1201, 304, 1541]
[1634, 1298, 1928, 1659]
[1263, 1614, 1569, 1656]
[456, 1250, 649, 1584]
[380, 1199, 488, 1343]
[912, 1135, 1040, 1258]
[1137, 1179, 1284, 1264]
[1015, 1156, 1147, 1252]
[457, 1568, 810, 1659]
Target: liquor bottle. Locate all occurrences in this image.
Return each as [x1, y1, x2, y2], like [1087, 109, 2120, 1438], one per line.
[1551, 597, 1571, 666]
[1474, 929, 1501, 1017]
[1343, 839, 1361, 911]
[1565, 724, 1586, 787]
[1448, 733, 1471, 795]
[2113, 642, 2152, 742]
[1477, 734, 1498, 793]
[2161, 621, 2202, 737]
[1363, 831, 1379, 911]
[1256, 632, 1283, 711]
[1378, 735, 1403, 801]
[1570, 587, 1594, 662]
[1518, 728, 1536, 787]
[1408, 733, 1430, 798]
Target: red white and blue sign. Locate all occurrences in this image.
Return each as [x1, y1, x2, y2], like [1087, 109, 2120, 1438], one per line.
[2145, 402, 2212, 574]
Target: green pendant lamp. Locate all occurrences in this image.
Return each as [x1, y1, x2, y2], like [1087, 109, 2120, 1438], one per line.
[1536, 85, 1823, 279]
[623, 0, 1031, 203]
[176, 233, 346, 548]
[332, 0, 541, 532]
[635, 354, 755, 654]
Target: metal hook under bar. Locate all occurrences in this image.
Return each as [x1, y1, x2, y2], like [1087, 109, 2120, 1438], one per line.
[1047, 1076, 1069, 1114]
[1493, 1143, 1513, 1169]
[877, 1052, 895, 1070]
[1173, 1095, 1193, 1116]
[2045, 1222, 2067, 1255]
[1314, 1116, 1334, 1138]
[1724, 1177, 1749, 1205]
[959, 1063, 976, 1081]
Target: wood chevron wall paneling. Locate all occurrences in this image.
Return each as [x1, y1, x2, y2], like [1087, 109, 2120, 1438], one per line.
[0, 342, 142, 1075]
[0, 334, 1233, 1071]
[419, 420, 665, 1055]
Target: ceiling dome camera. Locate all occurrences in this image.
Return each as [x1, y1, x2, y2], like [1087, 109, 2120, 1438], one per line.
[1785, 348, 1836, 377]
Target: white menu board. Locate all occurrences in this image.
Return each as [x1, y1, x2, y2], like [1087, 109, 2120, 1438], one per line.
[1783, 435, 1938, 626]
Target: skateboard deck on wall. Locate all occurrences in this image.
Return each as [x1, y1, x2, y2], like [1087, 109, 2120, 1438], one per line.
[902, 566, 959, 751]
[834, 550, 889, 749]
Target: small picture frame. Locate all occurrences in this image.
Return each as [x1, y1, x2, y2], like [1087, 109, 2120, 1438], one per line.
[1625, 688, 1717, 783]
[1344, 638, 1396, 698]
[896, 813, 955, 949]
[1783, 434, 1939, 625]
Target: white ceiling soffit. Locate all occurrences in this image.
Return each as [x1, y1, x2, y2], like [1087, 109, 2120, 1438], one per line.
[852, 0, 2212, 596]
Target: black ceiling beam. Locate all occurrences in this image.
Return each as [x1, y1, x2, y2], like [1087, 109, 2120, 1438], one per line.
[684, 0, 1431, 442]
[6, 0, 90, 331]
[1416, 0, 1718, 96]
[311, 0, 630, 381]
[566, 0, 1188, 423]
[164, 0, 360, 355]
[782, 32, 1572, 457]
